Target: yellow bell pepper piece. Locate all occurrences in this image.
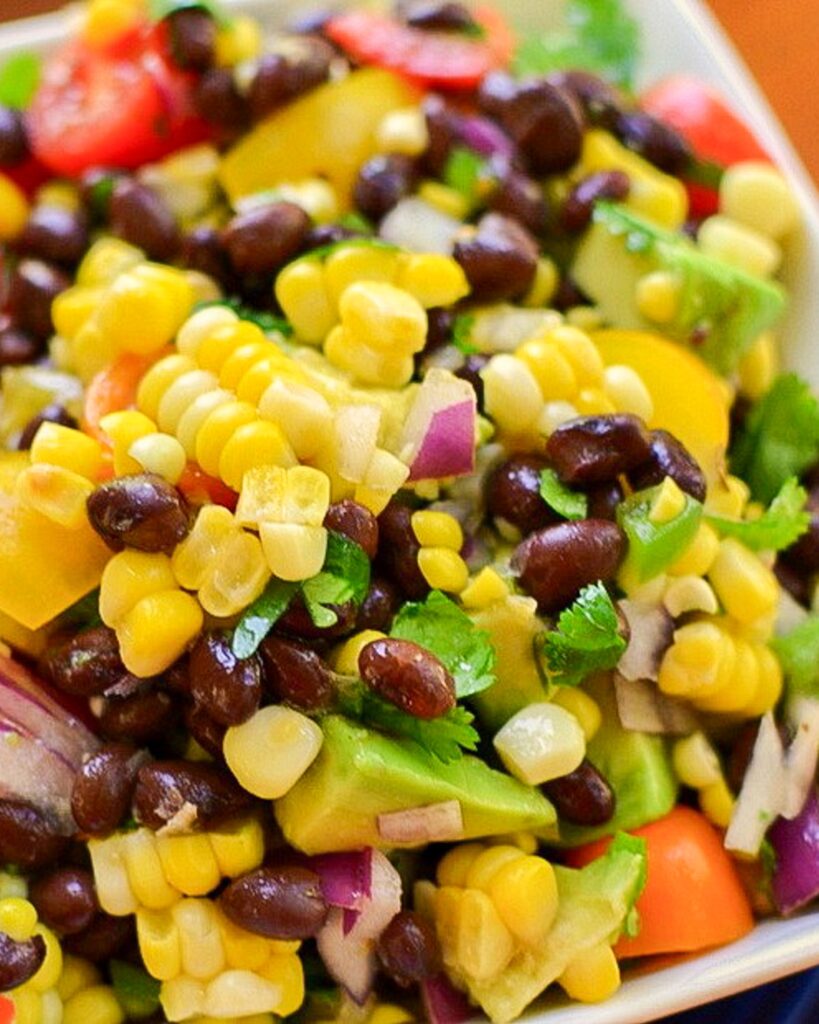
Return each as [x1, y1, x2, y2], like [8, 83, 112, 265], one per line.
[219, 69, 419, 210]
[0, 453, 111, 630]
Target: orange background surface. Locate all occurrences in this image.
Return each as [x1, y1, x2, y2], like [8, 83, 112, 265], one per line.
[1, 0, 818, 184]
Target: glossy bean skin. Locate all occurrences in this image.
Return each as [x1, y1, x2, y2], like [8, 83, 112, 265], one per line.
[109, 179, 179, 262]
[86, 473, 190, 554]
[0, 932, 46, 993]
[46, 626, 126, 698]
[323, 500, 379, 559]
[543, 759, 615, 825]
[17, 404, 77, 450]
[376, 910, 442, 987]
[29, 867, 98, 936]
[486, 453, 558, 536]
[616, 110, 692, 174]
[376, 502, 429, 600]
[97, 688, 179, 744]
[545, 414, 653, 486]
[260, 636, 336, 710]
[356, 577, 400, 632]
[0, 105, 28, 166]
[18, 206, 89, 266]
[421, 94, 459, 177]
[401, 0, 477, 31]
[220, 863, 328, 939]
[488, 168, 549, 237]
[167, 8, 216, 71]
[71, 743, 145, 837]
[561, 170, 630, 233]
[454, 353, 488, 411]
[586, 479, 624, 522]
[6, 259, 70, 339]
[248, 38, 335, 120]
[222, 202, 310, 276]
[189, 633, 262, 726]
[782, 487, 819, 573]
[0, 324, 43, 366]
[628, 429, 707, 502]
[180, 226, 236, 290]
[184, 704, 227, 761]
[0, 799, 69, 870]
[546, 70, 624, 131]
[194, 68, 251, 134]
[353, 154, 418, 222]
[133, 760, 253, 830]
[453, 212, 538, 303]
[512, 520, 626, 614]
[359, 637, 455, 719]
[63, 912, 134, 963]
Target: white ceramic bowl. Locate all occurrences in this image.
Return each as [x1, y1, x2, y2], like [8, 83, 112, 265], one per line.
[2, 2, 819, 1020]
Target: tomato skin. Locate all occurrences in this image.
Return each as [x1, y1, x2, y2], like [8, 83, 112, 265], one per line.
[565, 806, 754, 958]
[177, 463, 239, 511]
[324, 6, 514, 90]
[0, 995, 14, 1024]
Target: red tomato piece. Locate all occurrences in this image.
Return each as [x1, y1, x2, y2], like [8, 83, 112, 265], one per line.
[177, 463, 238, 511]
[324, 5, 514, 90]
[0, 996, 14, 1024]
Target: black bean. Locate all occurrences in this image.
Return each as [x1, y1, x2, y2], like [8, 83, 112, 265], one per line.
[6, 259, 70, 339]
[376, 501, 429, 599]
[545, 70, 624, 131]
[356, 577, 400, 632]
[486, 453, 558, 536]
[304, 223, 368, 250]
[63, 912, 134, 963]
[774, 558, 811, 608]
[0, 932, 46, 992]
[616, 110, 692, 174]
[545, 414, 653, 486]
[276, 595, 358, 639]
[488, 77, 585, 175]
[222, 202, 310, 276]
[543, 759, 615, 825]
[0, 324, 43, 366]
[323, 500, 379, 559]
[354, 154, 418, 222]
[421, 94, 459, 177]
[359, 637, 455, 719]
[0, 105, 28, 166]
[18, 206, 89, 266]
[189, 632, 262, 726]
[586, 479, 624, 522]
[629, 428, 707, 502]
[86, 473, 190, 553]
[98, 688, 179, 744]
[782, 487, 819, 573]
[248, 38, 334, 120]
[401, 0, 477, 31]
[454, 353, 488, 411]
[109, 179, 179, 262]
[194, 68, 251, 133]
[18, 404, 77, 450]
[551, 274, 589, 312]
[180, 226, 235, 289]
[477, 71, 518, 119]
[424, 307, 455, 353]
[220, 863, 328, 939]
[29, 867, 98, 936]
[167, 8, 216, 71]
[0, 799, 69, 870]
[47, 626, 126, 698]
[488, 169, 549, 236]
[133, 760, 253, 830]
[512, 520, 626, 613]
[376, 911, 442, 987]
[260, 636, 335, 710]
[78, 168, 122, 222]
[561, 170, 630, 233]
[453, 212, 538, 303]
[72, 743, 145, 836]
[184, 703, 227, 761]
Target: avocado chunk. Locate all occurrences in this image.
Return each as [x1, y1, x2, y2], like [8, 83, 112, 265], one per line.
[571, 202, 786, 374]
[557, 676, 678, 846]
[275, 715, 556, 854]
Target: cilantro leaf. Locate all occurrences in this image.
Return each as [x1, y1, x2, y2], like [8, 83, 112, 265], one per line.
[0, 53, 41, 110]
[391, 590, 496, 698]
[771, 616, 819, 697]
[354, 690, 479, 763]
[148, 0, 230, 26]
[61, 589, 102, 630]
[444, 147, 486, 203]
[110, 961, 161, 1020]
[541, 582, 626, 687]
[731, 374, 819, 503]
[706, 477, 809, 551]
[452, 314, 478, 355]
[303, 531, 371, 628]
[512, 0, 640, 89]
[539, 468, 588, 521]
[232, 579, 300, 658]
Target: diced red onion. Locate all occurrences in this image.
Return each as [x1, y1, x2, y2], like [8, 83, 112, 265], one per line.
[377, 800, 464, 845]
[421, 973, 475, 1024]
[771, 788, 819, 915]
[399, 369, 476, 482]
[0, 717, 79, 832]
[616, 599, 674, 684]
[311, 848, 373, 911]
[457, 116, 515, 159]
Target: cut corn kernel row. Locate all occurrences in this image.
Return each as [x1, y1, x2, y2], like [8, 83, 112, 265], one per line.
[411, 509, 469, 594]
[672, 731, 735, 828]
[88, 818, 265, 917]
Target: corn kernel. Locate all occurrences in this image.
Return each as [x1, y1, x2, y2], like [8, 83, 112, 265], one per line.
[454, 888, 515, 981]
[698, 215, 781, 278]
[418, 180, 470, 220]
[463, 845, 525, 892]
[273, 178, 338, 223]
[275, 260, 336, 345]
[493, 703, 586, 785]
[177, 306, 240, 359]
[538, 400, 580, 435]
[708, 538, 779, 624]
[522, 257, 559, 309]
[161, 974, 206, 1020]
[100, 409, 157, 476]
[29, 924, 63, 992]
[720, 161, 800, 240]
[482, 354, 543, 433]
[370, 1005, 415, 1024]
[16, 463, 95, 529]
[648, 476, 687, 525]
[696, 634, 759, 714]
[30, 422, 104, 480]
[488, 831, 539, 854]
[215, 13, 261, 64]
[515, 337, 577, 401]
[417, 547, 469, 592]
[57, 956, 102, 1001]
[122, 829, 180, 911]
[97, 271, 181, 355]
[700, 778, 735, 828]
[559, 943, 620, 1003]
[9, 988, 41, 1024]
[602, 364, 654, 421]
[203, 970, 284, 1019]
[220, 917, 273, 973]
[0, 172, 29, 240]
[548, 325, 604, 387]
[411, 511, 463, 552]
[575, 386, 616, 415]
[325, 246, 401, 306]
[0, 896, 37, 941]
[173, 900, 225, 980]
[129, 432, 187, 484]
[672, 731, 722, 789]
[77, 236, 143, 287]
[195, 401, 257, 477]
[488, 855, 559, 947]
[117, 589, 204, 677]
[89, 835, 138, 917]
[157, 370, 220, 436]
[668, 522, 720, 577]
[53, 286, 105, 342]
[173, 506, 237, 590]
[137, 354, 197, 422]
[217, 339, 273, 390]
[219, 420, 297, 491]
[396, 254, 470, 309]
[550, 687, 602, 741]
[175, 389, 236, 459]
[657, 620, 735, 700]
[100, 550, 176, 627]
[224, 706, 324, 799]
[436, 843, 484, 888]
[157, 833, 222, 897]
[737, 331, 778, 401]
[459, 567, 509, 610]
[256, 952, 304, 1016]
[198, 529, 270, 618]
[635, 270, 681, 324]
[208, 818, 265, 879]
[339, 280, 427, 354]
[63, 986, 124, 1024]
[235, 357, 301, 406]
[259, 522, 327, 581]
[376, 106, 429, 156]
[663, 575, 719, 618]
[138, 907, 182, 981]
[331, 630, 387, 676]
[742, 644, 783, 716]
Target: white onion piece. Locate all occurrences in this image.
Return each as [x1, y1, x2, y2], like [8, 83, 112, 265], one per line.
[616, 600, 674, 683]
[377, 800, 464, 845]
[775, 588, 810, 636]
[613, 673, 698, 735]
[398, 369, 476, 481]
[725, 712, 786, 856]
[782, 697, 819, 819]
[0, 719, 78, 832]
[379, 198, 462, 254]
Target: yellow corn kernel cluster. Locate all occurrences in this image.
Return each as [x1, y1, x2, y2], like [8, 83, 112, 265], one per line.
[411, 510, 469, 594]
[459, 567, 510, 610]
[432, 844, 559, 983]
[223, 705, 324, 799]
[275, 243, 469, 346]
[0, 171, 29, 241]
[100, 550, 203, 676]
[89, 818, 265, 917]
[672, 731, 735, 828]
[3, 897, 66, 1024]
[136, 899, 303, 1021]
[708, 537, 779, 628]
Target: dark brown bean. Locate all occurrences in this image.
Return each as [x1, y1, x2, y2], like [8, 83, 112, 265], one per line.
[421, 94, 459, 177]
[6, 259, 70, 339]
[260, 636, 335, 710]
[629, 428, 707, 502]
[551, 274, 589, 312]
[323, 500, 379, 559]
[304, 223, 368, 250]
[109, 179, 179, 262]
[486, 453, 557, 536]
[0, 324, 43, 366]
[63, 912, 134, 963]
[401, 0, 477, 31]
[616, 110, 692, 174]
[454, 353, 488, 411]
[376, 501, 429, 600]
[0, 799, 69, 870]
[133, 760, 253, 831]
[354, 154, 418, 222]
[248, 38, 334, 120]
[376, 910, 442, 987]
[29, 867, 98, 936]
[546, 414, 653, 486]
[78, 168, 122, 222]
[97, 688, 179, 744]
[222, 202, 310, 276]
[18, 206, 89, 266]
[488, 169, 549, 236]
[543, 759, 615, 826]
[47, 626, 126, 698]
[356, 577, 400, 632]
[477, 70, 518, 118]
[0, 932, 46, 992]
[189, 632, 262, 726]
[782, 487, 819, 572]
[184, 704, 227, 761]
[220, 863, 327, 939]
[774, 558, 811, 607]
[561, 170, 630, 233]
[359, 637, 455, 719]
[453, 212, 538, 302]
[180, 225, 235, 288]
[488, 77, 584, 175]
[545, 70, 624, 131]
[72, 743, 145, 836]
[194, 68, 251, 133]
[0, 105, 28, 166]
[86, 473, 190, 553]
[512, 520, 626, 613]
[18, 404, 77, 450]
[424, 307, 455, 353]
[276, 595, 358, 640]
[586, 479, 624, 522]
[168, 8, 216, 70]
